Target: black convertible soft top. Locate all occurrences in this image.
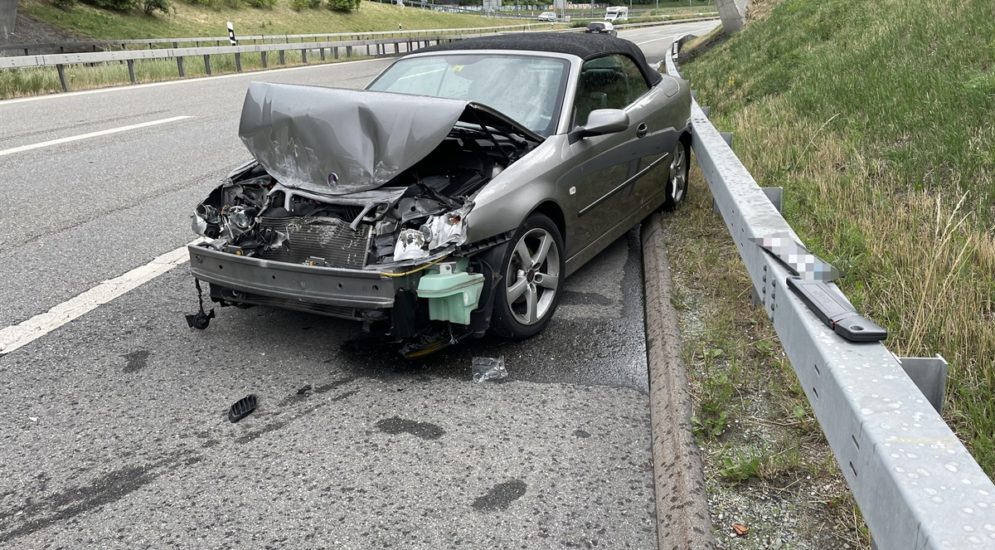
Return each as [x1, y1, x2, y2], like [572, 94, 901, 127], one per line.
[416, 32, 663, 86]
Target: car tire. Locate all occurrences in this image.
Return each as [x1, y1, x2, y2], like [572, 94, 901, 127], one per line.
[489, 214, 564, 340]
[663, 139, 690, 210]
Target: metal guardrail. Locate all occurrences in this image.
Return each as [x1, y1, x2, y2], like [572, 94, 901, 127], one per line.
[665, 40, 995, 549]
[0, 35, 459, 92]
[0, 15, 719, 56]
[0, 18, 718, 94]
[0, 23, 538, 56]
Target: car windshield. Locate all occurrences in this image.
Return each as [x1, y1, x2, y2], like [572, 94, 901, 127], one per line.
[367, 54, 570, 137]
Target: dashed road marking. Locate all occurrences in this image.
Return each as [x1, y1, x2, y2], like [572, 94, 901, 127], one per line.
[0, 116, 193, 157]
[0, 243, 196, 356]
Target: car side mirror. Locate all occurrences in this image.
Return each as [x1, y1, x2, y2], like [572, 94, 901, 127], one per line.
[570, 109, 629, 143]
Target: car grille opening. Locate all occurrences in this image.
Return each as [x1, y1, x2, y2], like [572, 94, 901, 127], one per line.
[256, 217, 371, 269]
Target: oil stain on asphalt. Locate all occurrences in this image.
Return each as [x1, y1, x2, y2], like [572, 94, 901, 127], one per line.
[121, 350, 150, 373]
[375, 417, 445, 440]
[472, 479, 527, 511]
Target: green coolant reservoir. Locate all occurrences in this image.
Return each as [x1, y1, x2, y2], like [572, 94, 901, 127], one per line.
[416, 259, 485, 325]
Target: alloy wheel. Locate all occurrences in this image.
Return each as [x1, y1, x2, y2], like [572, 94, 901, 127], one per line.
[505, 228, 560, 326]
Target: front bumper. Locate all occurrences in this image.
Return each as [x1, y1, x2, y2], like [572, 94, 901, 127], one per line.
[187, 244, 395, 309]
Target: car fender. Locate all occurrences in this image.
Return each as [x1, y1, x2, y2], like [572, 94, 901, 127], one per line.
[465, 135, 569, 245]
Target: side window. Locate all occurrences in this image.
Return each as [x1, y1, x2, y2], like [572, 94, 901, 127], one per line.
[618, 56, 650, 102]
[572, 55, 651, 127]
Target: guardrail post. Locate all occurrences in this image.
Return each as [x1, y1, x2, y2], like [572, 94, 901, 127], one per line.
[126, 59, 136, 84]
[234, 52, 242, 72]
[56, 64, 69, 92]
[366, 43, 371, 56]
[301, 48, 308, 64]
[346, 45, 352, 58]
[278, 49, 285, 65]
[261, 51, 268, 68]
[333, 47, 339, 59]
[203, 54, 212, 75]
[319, 47, 325, 61]
[176, 56, 185, 77]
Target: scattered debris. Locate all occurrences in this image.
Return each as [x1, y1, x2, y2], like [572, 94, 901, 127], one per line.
[732, 522, 749, 537]
[185, 279, 215, 330]
[296, 384, 312, 396]
[472, 356, 507, 383]
[228, 394, 258, 423]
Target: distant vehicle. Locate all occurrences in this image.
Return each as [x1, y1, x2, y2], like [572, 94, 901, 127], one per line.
[537, 11, 557, 22]
[585, 21, 617, 37]
[604, 5, 628, 22]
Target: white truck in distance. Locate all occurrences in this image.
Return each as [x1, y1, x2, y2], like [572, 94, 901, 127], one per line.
[604, 6, 628, 21]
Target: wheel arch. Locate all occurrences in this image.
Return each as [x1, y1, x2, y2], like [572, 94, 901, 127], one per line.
[529, 200, 566, 241]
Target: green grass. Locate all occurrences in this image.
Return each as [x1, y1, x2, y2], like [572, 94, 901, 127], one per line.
[682, 0, 995, 474]
[21, 0, 505, 39]
[663, 164, 867, 545]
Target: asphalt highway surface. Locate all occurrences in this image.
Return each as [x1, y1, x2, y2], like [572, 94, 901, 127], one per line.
[0, 20, 718, 548]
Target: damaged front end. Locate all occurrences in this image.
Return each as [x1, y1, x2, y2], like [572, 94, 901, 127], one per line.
[187, 83, 541, 355]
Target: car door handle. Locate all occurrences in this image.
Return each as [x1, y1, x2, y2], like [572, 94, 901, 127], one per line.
[635, 123, 648, 138]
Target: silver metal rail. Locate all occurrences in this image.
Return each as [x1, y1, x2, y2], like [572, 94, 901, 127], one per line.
[0, 23, 537, 55]
[0, 18, 719, 94]
[0, 35, 459, 92]
[666, 41, 995, 549]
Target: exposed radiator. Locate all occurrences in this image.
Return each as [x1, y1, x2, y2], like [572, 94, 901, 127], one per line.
[256, 216, 371, 269]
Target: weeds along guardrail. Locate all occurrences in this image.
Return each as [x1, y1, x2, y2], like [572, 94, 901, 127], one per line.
[0, 35, 460, 93]
[665, 38, 995, 549]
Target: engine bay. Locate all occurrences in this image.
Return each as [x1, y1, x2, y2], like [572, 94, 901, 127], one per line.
[192, 121, 538, 270]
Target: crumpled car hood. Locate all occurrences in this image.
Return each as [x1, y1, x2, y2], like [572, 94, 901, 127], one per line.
[239, 82, 530, 196]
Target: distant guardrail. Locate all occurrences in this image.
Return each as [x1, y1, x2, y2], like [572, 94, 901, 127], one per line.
[665, 37, 995, 549]
[0, 35, 456, 92]
[0, 23, 538, 56]
[0, 18, 719, 94]
[0, 15, 719, 56]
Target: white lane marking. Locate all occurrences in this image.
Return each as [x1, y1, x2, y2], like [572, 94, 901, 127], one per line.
[0, 57, 389, 106]
[635, 35, 678, 46]
[0, 243, 196, 356]
[0, 115, 193, 157]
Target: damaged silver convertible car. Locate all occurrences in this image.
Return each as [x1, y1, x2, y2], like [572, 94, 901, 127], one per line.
[187, 33, 691, 355]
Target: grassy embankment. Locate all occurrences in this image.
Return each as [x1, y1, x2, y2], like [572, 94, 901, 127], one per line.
[1, 0, 504, 98]
[679, 0, 995, 481]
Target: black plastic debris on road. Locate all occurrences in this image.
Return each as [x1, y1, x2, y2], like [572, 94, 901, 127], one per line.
[228, 394, 258, 423]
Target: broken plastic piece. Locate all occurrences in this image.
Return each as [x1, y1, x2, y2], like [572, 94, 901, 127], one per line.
[185, 309, 215, 330]
[394, 228, 429, 261]
[186, 279, 216, 330]
[472, 356, 507, 383]
[228, 394, 258, 423]
[786, 277, 887, 342]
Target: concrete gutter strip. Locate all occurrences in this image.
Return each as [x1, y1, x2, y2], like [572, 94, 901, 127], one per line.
[642, 212, 716, 550]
